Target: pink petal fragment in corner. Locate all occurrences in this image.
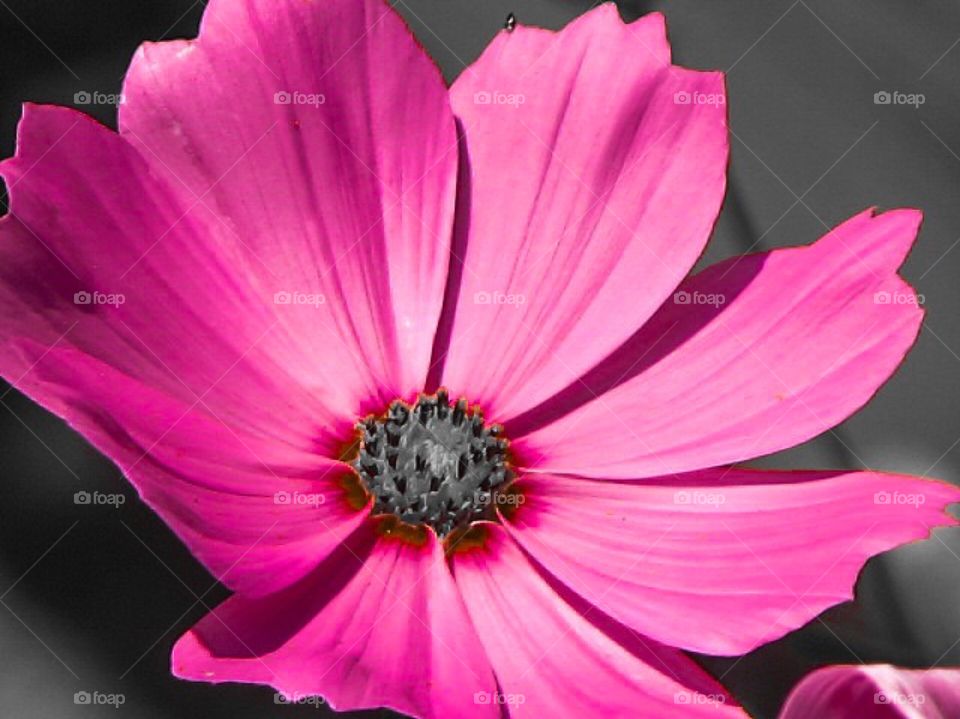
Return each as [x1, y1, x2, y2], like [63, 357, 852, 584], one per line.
[121, 0, 458, 400]
[174, 527, 498, 719]
[779, 664, 960, 718]
[517, 209, 924, 478]
[439, 6, 728, 423]
[504, 469, 959, 656]
[452, 524, 748, 718]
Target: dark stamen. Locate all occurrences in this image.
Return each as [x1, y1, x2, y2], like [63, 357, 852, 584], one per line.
[353, 392, 513, 537]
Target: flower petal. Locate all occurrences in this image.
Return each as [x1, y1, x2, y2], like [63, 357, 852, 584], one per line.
[0, 106, 388, 596]
[438, 7, 728, 421]
[174, 527, 498, 719]
[452, 524, 747, 718]
[503, 469, 959, 655]
[516, 209, 924, 477]
[779, 664, 960, 718]
[0, 104, 364, 451]
[10, 343, 367, 597]
[121, 0, 457, 398]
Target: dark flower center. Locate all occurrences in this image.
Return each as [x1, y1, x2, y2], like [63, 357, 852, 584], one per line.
[353, 390, 513, 537]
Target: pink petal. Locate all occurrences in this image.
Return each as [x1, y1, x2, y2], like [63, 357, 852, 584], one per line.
[0, 105, 357, 448]
[0, 105, 385, 596]
[10, 343, 367, 597]
[438, 7, 728, 422]
[516, 209, 924, 477]
[779, 664, 960, 718]
[174, 526, 498, 719]
[120, 0, 457, 399]
[503, 469, 959, 655]
[452, 524, 747, 718]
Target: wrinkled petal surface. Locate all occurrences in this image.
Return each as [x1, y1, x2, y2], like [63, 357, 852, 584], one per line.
[517, 209, 924, 477]
[120, 0, 458, 404]
[0, 105, 348, 446]
[452, 524, 747, 717]
[779, 664, 960, 718]
[174, 527, 497, 719]
[439, 6, 728, 422]
[503, 469, 959, 655]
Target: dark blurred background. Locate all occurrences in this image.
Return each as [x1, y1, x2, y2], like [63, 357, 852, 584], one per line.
[1, 1, 959, 717]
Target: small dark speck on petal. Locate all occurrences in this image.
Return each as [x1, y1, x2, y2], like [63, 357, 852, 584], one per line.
[504, 13, 516, 32]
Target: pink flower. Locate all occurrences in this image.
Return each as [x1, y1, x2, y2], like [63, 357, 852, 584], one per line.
[779, 665, 960, 718]
[0, 1, 956, 717]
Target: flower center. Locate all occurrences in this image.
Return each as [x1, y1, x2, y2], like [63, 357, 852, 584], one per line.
[353, 390, 513, 537]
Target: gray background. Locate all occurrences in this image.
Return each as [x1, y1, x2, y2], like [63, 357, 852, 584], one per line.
[1, 1, 959, 717]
